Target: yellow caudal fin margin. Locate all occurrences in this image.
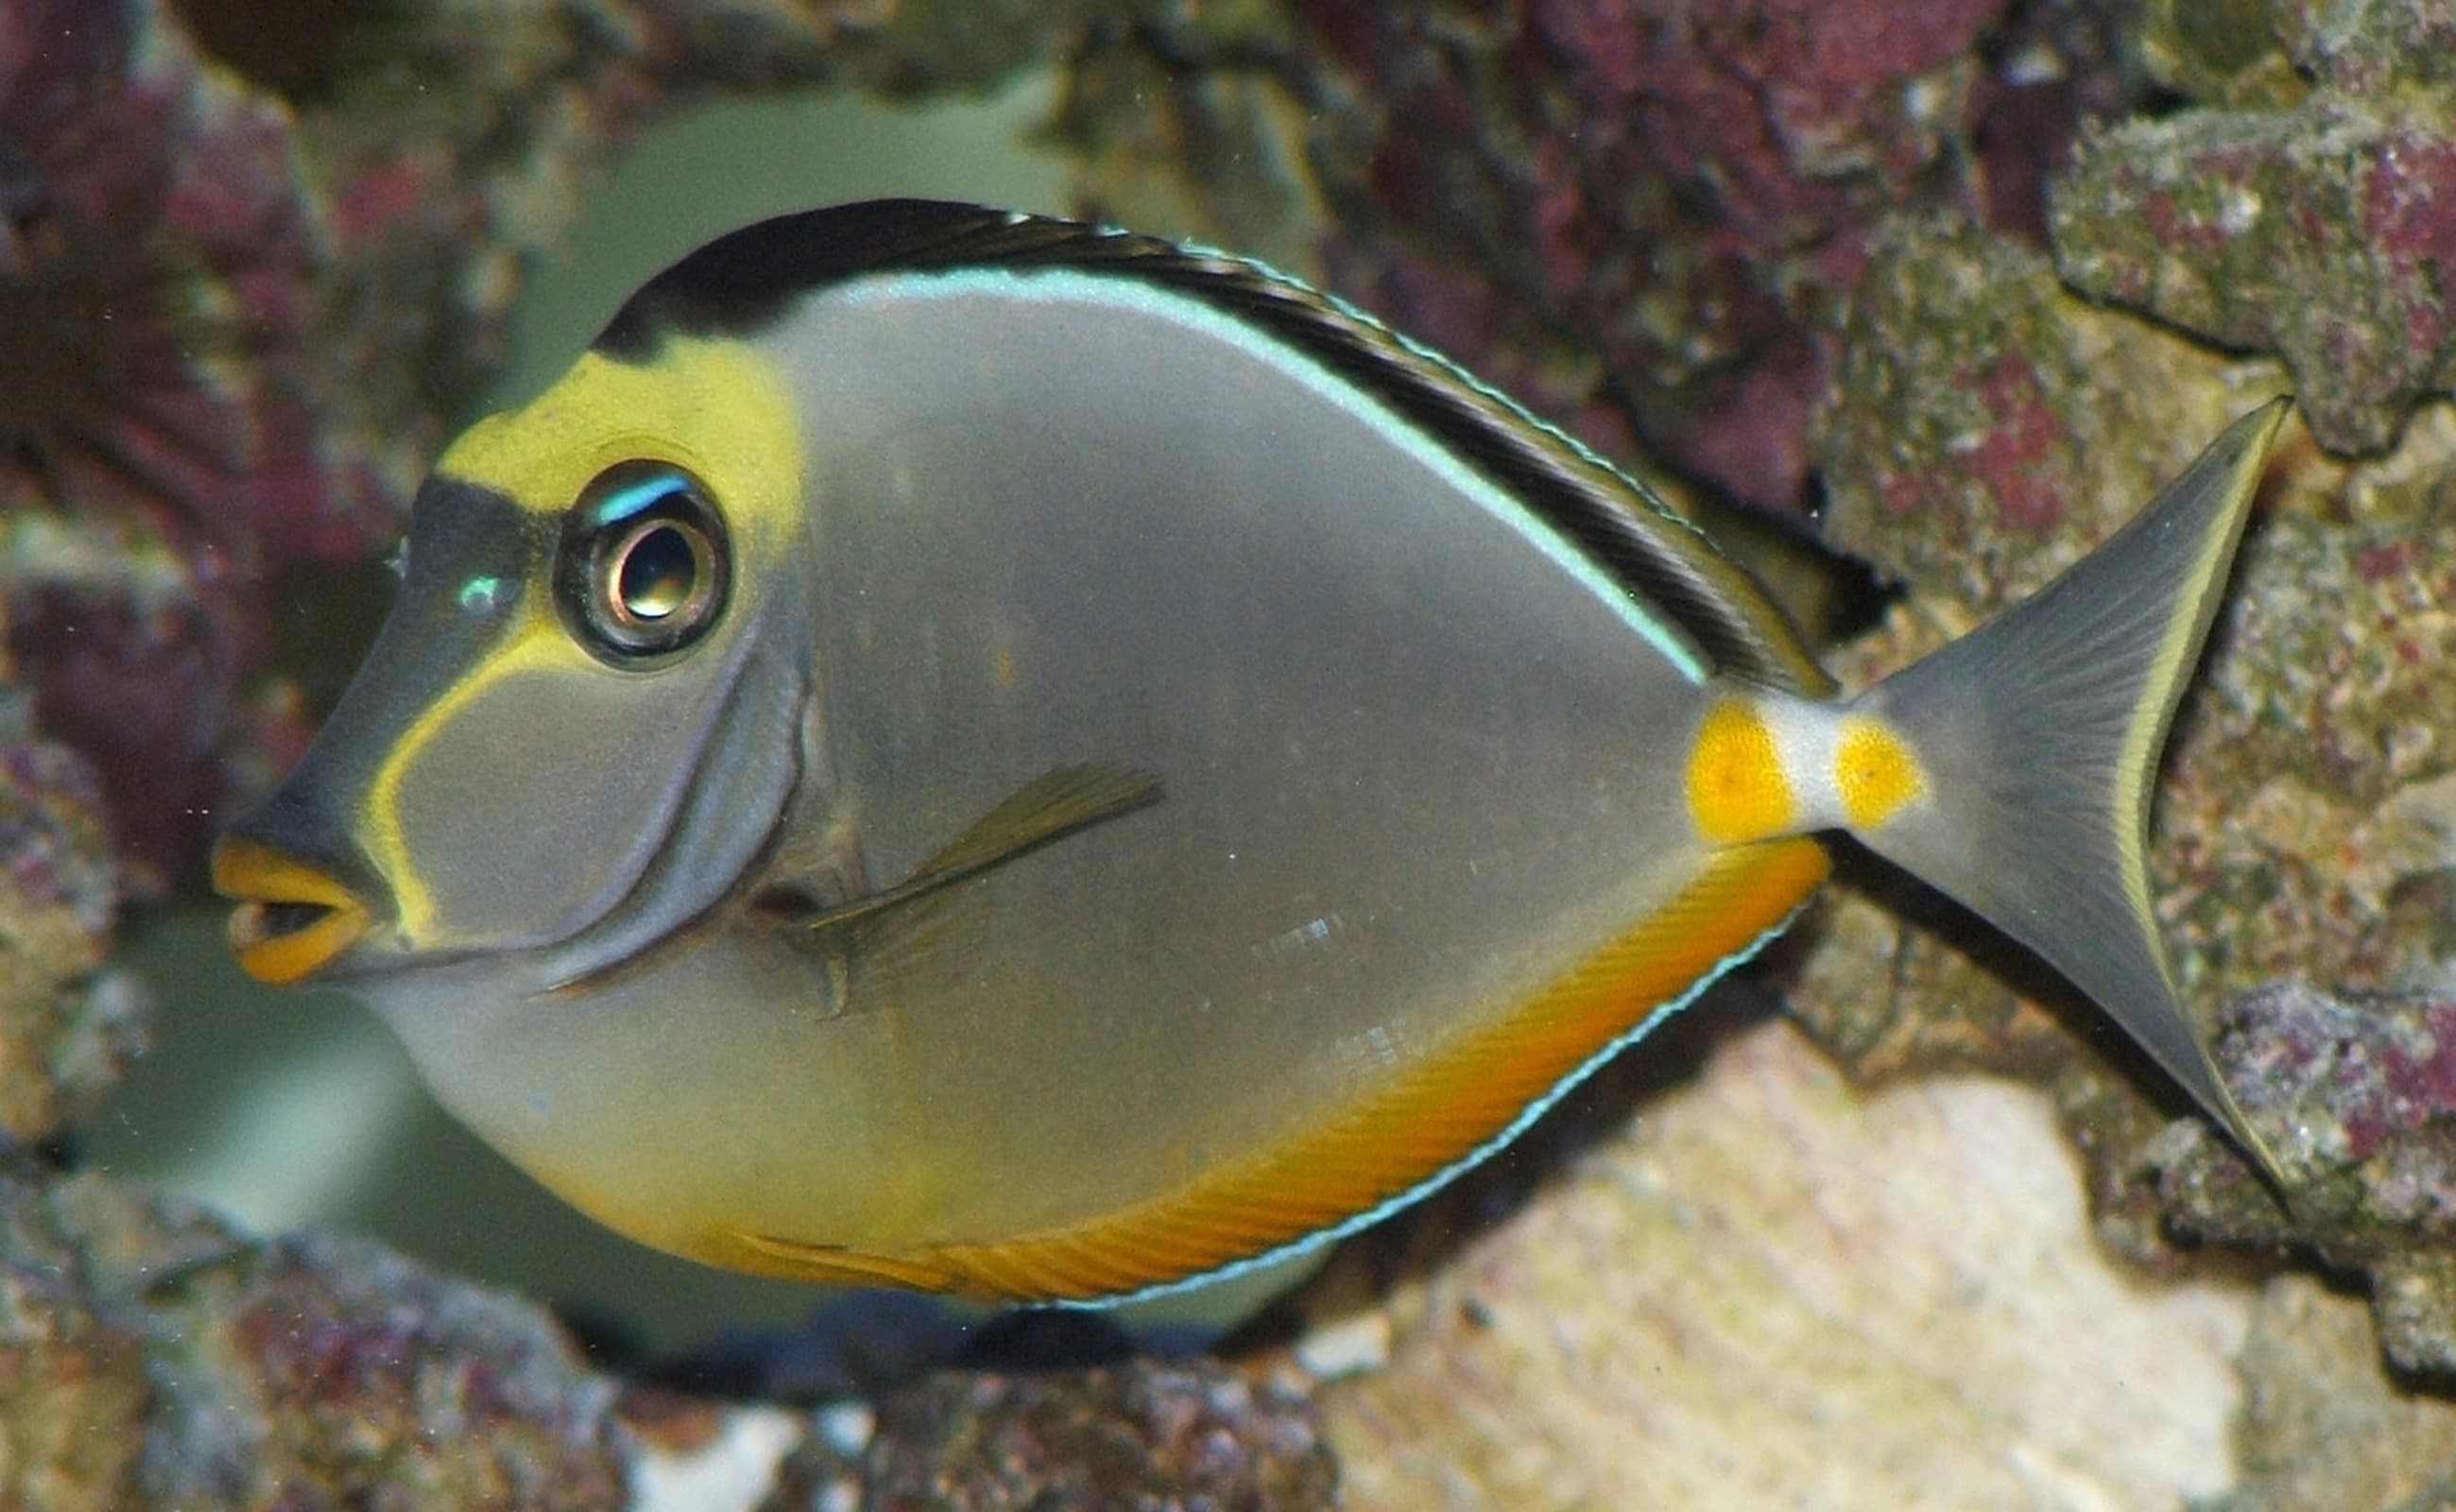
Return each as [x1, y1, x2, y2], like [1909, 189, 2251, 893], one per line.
[722, 837, 1829, 1304]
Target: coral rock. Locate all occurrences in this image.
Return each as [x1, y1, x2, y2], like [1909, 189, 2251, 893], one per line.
[0, 0, 395, 886]
[0, 689, 133, 1149]
[2204, 1273, 2456, 1512]
[2052, 0, 2456, 454]
[2141, 980, 2456, 1376]
[839, 1361, 1336, 1511]
[0, 1167, 630, 1510]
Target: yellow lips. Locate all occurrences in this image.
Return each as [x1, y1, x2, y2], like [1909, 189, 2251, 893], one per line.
[211, 836, 373, 985]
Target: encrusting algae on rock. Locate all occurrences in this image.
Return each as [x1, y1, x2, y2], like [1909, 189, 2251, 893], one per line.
[2054, 0, 2456, 455]
[0, 683, 137, 1151]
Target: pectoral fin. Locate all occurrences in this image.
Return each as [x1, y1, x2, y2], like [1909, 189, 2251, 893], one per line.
[797, 762, 1163, 936]
[793, 762, 1163, 1009]
[910, 762, 1165, 891]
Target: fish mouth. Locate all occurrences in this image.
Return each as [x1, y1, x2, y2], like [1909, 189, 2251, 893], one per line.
[211, 835, 375, 985]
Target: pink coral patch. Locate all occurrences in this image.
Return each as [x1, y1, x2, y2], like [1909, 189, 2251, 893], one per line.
[1967, 354, 2069, 531]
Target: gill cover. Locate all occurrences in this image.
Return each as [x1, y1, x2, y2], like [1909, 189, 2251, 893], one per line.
[219, 340, 815, 983]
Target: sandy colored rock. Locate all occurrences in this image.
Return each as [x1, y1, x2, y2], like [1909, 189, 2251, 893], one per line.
[1314, 1016, 2251, 1510]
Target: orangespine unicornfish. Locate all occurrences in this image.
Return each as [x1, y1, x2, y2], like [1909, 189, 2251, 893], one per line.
[214, 199, 2293, 1307]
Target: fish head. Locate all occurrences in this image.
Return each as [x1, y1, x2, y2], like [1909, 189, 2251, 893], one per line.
[215, 337, 820, 992]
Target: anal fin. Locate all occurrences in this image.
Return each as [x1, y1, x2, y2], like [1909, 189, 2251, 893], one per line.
[722, 1230, 969, 1294]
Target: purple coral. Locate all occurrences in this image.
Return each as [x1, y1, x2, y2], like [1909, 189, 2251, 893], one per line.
[2146, 981, 2456, 1374]
[0, 0, 393, 888]
[0, 0, 403, 565]
[1290, 0, 2124, 514]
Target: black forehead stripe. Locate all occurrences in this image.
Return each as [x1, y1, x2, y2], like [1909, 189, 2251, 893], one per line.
[595, 199, 1823, 694]
[403, 473, 541, 587]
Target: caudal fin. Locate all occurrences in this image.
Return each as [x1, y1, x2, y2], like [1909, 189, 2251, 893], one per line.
[1850, 399, 2292, 1184]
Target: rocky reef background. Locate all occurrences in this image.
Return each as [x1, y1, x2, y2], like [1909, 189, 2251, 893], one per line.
[7, 0, 2456, 1505]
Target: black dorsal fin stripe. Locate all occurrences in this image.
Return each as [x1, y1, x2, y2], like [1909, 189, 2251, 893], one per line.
[594, 199, 1830, 695]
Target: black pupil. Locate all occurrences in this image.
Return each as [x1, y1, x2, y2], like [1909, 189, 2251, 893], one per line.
[617, 524, 697, 621]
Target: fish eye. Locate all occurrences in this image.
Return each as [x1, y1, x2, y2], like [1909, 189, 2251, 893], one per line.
[555, 462, 731, 664]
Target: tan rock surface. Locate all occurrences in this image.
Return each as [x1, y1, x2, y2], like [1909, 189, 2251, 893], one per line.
[1319, 1018, 2253, 1510]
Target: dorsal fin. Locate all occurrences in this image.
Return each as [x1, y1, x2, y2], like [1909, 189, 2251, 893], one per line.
[597, 199, 1829, 695]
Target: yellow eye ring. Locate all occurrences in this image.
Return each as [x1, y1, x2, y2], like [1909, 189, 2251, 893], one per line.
[556, 461, 731, 664]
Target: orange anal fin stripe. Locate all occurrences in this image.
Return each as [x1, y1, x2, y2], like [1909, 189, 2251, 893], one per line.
[912, 837, 1832, 1304]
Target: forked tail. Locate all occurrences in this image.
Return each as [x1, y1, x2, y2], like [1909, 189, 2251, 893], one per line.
[1848, 399, 2292, 1183]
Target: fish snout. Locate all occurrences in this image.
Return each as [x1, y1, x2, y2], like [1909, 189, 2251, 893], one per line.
[211, 831, 379, 985]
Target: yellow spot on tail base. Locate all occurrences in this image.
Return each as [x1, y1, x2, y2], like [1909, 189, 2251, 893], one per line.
[1833, 714, 1926, 831]
[1686, 697, 1795, 844]
[699, 838, 1832, 1303]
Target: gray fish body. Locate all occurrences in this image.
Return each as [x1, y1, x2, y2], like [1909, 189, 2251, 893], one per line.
[215, 202, 2292, 1303]
[379, 269, 1731, 1265]
[791, 273, 1718, 1238]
